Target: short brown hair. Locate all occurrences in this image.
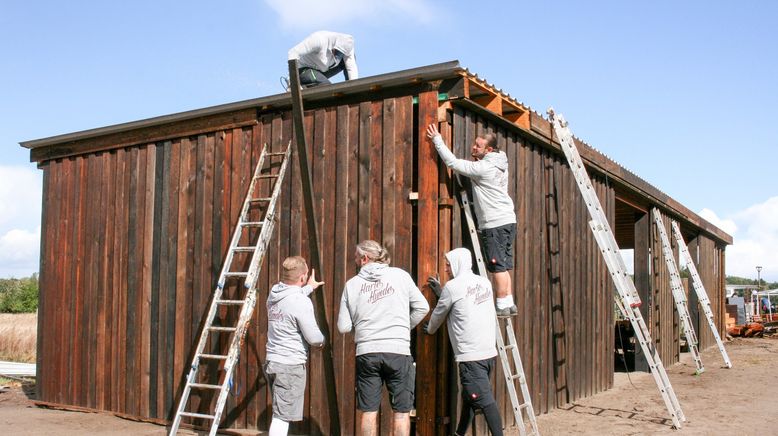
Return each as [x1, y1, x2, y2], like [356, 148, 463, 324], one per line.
[281, 256, 308, 283]
[480, 132, 498, 151]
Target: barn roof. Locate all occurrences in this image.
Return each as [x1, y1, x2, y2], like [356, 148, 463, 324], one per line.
[19, 60, 732, 245]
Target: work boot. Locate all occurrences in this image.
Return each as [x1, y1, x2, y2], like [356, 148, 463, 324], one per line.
[496, 305, 518, 317]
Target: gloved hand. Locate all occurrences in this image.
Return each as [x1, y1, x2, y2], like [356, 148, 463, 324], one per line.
[427, 275, 442, 298]
[423, 321, 432, 335]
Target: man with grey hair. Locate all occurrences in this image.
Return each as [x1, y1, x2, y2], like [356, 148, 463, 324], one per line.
[337, 240, 429, 436]
[426, 124, 518, 317]
[265, 256, 325, 436]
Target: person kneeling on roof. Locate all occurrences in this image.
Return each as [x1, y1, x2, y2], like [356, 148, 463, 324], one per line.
[288, 30, 358, 88]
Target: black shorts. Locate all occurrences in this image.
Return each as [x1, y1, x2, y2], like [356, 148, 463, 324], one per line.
[481, 223, 516, 273]
[356, 353, 415, 412]
[459, 357, 497, 409]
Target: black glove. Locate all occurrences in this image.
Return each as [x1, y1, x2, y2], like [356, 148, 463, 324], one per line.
[423, 321, 432, 335]
[427, 275, 442, 298]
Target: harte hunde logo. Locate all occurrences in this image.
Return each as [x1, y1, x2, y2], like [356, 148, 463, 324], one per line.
[360, 281, 396, 304]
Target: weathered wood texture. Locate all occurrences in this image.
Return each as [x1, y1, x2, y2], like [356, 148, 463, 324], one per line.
[36, 97, 417, 435]
[447, 107, 614, 432]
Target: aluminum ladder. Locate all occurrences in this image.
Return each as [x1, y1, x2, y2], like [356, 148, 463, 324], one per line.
[653, 209, 704, 374]
[169, 142, 292, 436]
[457, 178, 540, 436]
[671, 221, 733, 368]
[547, 109, 686, 429]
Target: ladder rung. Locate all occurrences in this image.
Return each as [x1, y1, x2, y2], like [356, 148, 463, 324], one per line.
[249, 197, 272, 203]
[266, 152, 286, 156]
[179, 411, 216, 420]
[189, 382, 222, 390]
[232, 247, 255, 253]
[240, 221, 264, 227]
[198, 353, 228, 360]
[208, 326, 237, 332]
[510, 373, 524, 381]
[215, 299, 246, 305]
[223, 272, 248, 278]
[503, 344, 517, 351]
[255, 174, 279, 179]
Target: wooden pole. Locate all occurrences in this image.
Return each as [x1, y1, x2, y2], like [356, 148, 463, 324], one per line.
[287, 59, 341, 435]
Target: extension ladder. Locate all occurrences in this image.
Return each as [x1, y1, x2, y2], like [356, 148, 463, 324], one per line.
[653, 209, 704, 374]
[671, 221, 732, 368]
[457, 178, 540, 436]
[547, 109, 686, 429]
[169, 142, 292, 436]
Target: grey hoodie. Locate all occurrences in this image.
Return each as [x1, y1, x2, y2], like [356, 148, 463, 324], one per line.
[288, 31, 358, 80]
[426, 248, 497, 362]
[337, 262, 429, 356]
[265, 282, 324, 365]
[432, 135, 516, 229]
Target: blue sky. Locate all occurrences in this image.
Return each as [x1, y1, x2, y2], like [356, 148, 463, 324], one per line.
[1, 0, 776, 281]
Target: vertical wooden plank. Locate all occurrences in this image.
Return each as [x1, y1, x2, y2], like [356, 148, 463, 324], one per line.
[370, 101, 383, 240]
[357, 101, 372, 242]
[139, 145, 155, 417]
[333, 103, 357, 435]
[415, 89, 439, 435]
[162, 141, 181, 419]
[173, 138, 193, 422]
[152, 141, 171, 418]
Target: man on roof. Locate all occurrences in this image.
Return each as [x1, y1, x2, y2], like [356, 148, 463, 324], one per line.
[426, 124, 518, 317]
[288, 31, 358, 88]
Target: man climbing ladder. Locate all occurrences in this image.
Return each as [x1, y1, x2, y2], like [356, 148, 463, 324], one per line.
[426, 124, 518, 316]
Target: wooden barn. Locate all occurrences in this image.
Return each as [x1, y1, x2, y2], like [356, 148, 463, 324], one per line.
[21, 61, 732, 435]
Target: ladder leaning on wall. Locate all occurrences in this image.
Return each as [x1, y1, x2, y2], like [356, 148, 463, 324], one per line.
[547, 109, 686, 429]
[169, 142, 292, 436]
[671, 220, 733, 369]
[456, 176, 540, 436]
[653, 209, 705, 374]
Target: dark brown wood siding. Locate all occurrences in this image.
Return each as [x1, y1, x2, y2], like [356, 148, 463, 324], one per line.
[35, 88, 725, 435]
[36, 97, 420, 434]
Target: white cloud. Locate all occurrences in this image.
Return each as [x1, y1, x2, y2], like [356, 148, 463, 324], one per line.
[0, 165, 42, 278]
[701, 197, 778, 282]
[0, 227, 40, 278]
[264, 0, 434, 29]
[0, 165, 42, 230]
[698, 208, 737, 236]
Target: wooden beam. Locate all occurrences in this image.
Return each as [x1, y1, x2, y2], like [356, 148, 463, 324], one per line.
[287, 59, 341, 435]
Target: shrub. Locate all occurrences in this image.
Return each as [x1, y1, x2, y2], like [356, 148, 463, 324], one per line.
[0, 275, 39, 313]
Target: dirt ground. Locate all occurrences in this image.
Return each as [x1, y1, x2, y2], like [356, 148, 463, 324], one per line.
[1, 337, 776, 435]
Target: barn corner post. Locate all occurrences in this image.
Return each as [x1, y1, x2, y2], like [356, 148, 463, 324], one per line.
[414, 87, 442, 435]
[288, 59, 341, 435]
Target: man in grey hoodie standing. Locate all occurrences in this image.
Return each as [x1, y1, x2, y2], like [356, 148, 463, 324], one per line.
[424, 247, 503, 435]
[426, 124, 518, 317]
[337, 240, 429, 436]
[265, 256, 325, 436]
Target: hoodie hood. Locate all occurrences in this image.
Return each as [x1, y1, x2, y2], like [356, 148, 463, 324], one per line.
[268, 282, 303, 305]
[357, 262, 388, 282]
[483, 150, 509, 171]
[445, 248, 473, 278]
[332, 33, 354, 57]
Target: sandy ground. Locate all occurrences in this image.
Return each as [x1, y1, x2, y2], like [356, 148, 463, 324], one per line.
[1, 336, 776, 435]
